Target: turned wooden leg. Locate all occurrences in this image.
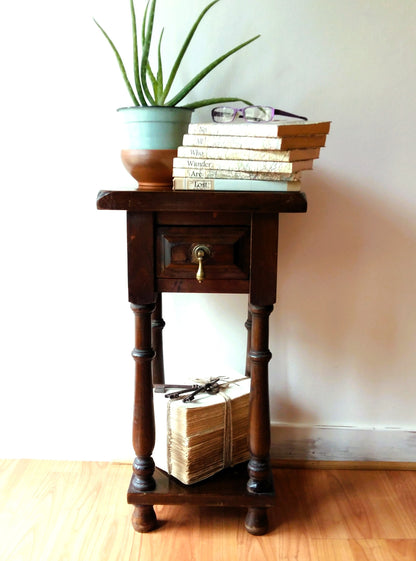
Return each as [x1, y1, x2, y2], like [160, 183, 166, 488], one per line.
[151, 293, 165, 385]
[130, 302, 158, 532]
[131, 303, 157, 494]
[132, 505, 158, 533]
[244, 305, 252, 378]
[247, 303, 274, 495]
[245, 507, 269, 536]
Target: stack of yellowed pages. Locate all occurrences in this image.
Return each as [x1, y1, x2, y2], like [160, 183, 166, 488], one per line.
[153, 377, 251, 485]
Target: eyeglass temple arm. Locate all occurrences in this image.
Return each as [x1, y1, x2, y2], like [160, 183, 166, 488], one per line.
[274, 109, 308, 121]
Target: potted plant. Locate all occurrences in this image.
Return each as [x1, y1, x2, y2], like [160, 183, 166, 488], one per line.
[94, 0, 259, 190]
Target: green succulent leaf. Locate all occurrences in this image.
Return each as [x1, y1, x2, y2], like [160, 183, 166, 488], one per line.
[145, 58, 158, 101]
[160, 0, 220, 104]
[155, 28, 165, 103]
[165, 34, 260, 107]
[95, 0, 260, 108]
[93, 18, 140, 106]
[140, 0, 156, 105]
[141, 1, 159, 99]
[166, 35, 260, 106]
[130, 0, 147, 105]
[180, 97, 254, 110]
[147, 64, 158, 99]
[141, 0, 149, 45]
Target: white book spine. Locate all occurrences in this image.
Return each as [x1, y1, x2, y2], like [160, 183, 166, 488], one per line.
[177, 145, 320, 162]
[173, 157, 312, 173]
[173, 167, 301, 181]
[183, 133, 286, 150]
[173, 177, 301, 191]
[187, 121, 330, 138]
[182, 133, 327, 150]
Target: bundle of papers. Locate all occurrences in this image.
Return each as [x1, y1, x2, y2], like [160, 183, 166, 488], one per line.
[153, 377, 251, 485]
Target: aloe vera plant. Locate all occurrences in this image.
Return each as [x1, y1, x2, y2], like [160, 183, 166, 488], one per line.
[94, 0, 260, 109]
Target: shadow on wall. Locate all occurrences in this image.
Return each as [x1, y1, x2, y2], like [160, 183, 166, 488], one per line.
[269, 171, 416, 425]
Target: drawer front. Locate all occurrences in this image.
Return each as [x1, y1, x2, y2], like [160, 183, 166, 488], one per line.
[156, 226, 250, 280]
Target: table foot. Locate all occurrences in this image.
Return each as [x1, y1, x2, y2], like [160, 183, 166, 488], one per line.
[245, 507, 269, 535]
[132, 505, 158, 533]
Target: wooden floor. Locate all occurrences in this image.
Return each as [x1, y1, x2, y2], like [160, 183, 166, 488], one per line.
[1, 459, 416, 561]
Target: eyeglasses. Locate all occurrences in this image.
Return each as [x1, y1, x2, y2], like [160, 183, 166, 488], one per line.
[211, 105, 308, 123]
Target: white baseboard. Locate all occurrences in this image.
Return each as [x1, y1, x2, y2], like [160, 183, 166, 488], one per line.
[270, 423, 416, 463]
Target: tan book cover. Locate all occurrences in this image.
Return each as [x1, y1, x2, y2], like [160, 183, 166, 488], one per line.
[182, 133, 327, 150]
[177, 145, 320, 162]
[173, 156, 313, 173]
[187, 120, 331, 138]
[173, 167, 301, 181]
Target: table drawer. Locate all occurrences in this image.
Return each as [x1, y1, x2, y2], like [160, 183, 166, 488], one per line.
[156, 226, 250, 280]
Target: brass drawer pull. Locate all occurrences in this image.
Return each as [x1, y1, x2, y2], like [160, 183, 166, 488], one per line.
[191, 244, 211, 283]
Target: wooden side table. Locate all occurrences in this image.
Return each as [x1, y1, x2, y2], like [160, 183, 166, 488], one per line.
[97, 190, 307, 535]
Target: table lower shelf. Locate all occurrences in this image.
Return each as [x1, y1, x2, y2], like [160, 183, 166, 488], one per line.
[127, 462, 275, 508]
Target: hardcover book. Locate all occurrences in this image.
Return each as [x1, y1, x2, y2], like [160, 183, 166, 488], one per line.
[177, 145, 320, 162]
[182, 133, 328, 150]
[172, 167, 301, 181]
[173, 157, 313, 173]
[173, 177, 302, 191]
[187, 120, 331, 138]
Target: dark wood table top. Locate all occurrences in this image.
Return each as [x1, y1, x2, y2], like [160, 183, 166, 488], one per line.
[97, 189, 307, 214]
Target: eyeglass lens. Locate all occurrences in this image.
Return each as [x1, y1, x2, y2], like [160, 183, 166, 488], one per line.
[243, 106, 274, 122]
[211, 107, 237, 123]
[211, 106, 275, 123]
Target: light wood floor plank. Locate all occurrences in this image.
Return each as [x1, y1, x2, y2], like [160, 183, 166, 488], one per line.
[312, 539, 416, 561]
[1, 460, 416, 561]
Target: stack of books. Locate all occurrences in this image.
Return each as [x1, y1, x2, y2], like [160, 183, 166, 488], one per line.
[152, 377, 250, 485]
[172, 120, 331, 192]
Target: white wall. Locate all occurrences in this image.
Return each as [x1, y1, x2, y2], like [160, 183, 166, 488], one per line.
[1, 0, 415, 461]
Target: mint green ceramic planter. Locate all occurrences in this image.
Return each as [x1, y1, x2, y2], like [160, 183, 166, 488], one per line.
[117, 106, 193, 150]
[117, 106, 193, 190]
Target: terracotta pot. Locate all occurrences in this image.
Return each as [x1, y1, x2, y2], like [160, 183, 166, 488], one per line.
[118, 106, 193, 191]
[120, 149, 178, 191]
